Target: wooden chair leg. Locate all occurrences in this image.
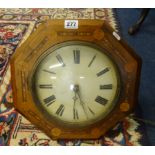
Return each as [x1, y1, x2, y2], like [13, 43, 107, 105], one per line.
[128, 9, 150, 35]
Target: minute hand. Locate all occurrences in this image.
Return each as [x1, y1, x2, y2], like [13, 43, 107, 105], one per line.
[76, 91, 89, 119]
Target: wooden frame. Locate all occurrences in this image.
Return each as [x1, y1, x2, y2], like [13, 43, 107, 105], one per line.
[10, 19, 141, 139]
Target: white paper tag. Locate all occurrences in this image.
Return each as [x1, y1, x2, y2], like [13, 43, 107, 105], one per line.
[113, 31, 121, 40]
[64, 20, 78, 29]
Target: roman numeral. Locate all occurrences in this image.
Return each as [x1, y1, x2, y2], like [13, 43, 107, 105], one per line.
[56, 54, 65, 67]
[43, 95, 56, 107]
[95, 96, 108, 105]
[39, 84, 52, 89]
[73, 108, 79, 120]
[88, 106, 95, 115]
[88, 54, 96, 67]
[43, 69, 56, 74]
[100, 84, 113, 89]
[73, 49, 80, 64]
[56, 104, 65, 116]
[97, 67, 110, 77]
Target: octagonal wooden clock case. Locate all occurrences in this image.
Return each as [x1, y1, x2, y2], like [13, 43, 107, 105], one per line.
[10, 19, 141, 139]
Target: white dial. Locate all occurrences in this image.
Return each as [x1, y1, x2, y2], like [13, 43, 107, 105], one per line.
[32, 42, 120, 126]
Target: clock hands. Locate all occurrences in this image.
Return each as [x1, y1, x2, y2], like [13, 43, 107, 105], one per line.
[76, 91, 89, 119]
[73, 85, 89, 119]
[72, 91, 79, 120]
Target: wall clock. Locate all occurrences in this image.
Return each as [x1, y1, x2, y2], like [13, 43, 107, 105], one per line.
[10, 20, 141, 139]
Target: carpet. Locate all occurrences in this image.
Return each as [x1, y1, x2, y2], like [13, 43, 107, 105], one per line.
[0, 8, 147, 146]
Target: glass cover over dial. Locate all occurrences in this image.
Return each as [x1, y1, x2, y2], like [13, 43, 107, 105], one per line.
[32, 41, 120, 127]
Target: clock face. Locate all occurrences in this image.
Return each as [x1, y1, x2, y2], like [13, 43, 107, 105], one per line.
[32, 41, 120, 127]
